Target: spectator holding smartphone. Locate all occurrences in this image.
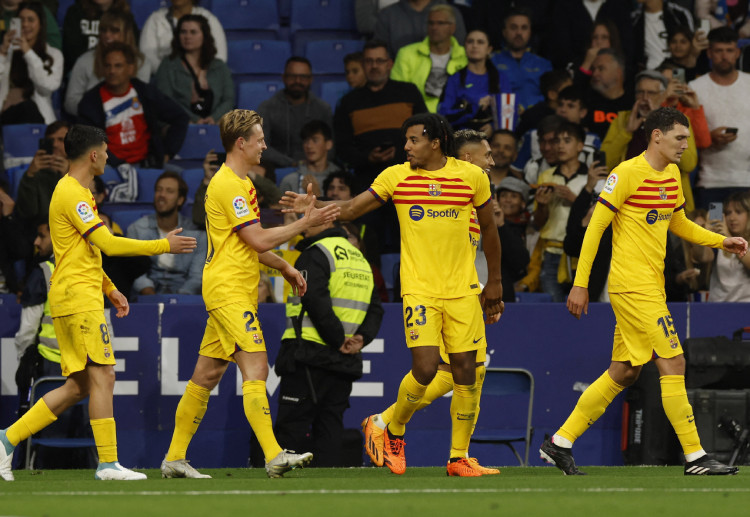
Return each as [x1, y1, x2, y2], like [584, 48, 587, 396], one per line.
[693, 191, 750, 302]
[656, 62, 711, 149]
[601, 70, 698, 210]
[0, 1, 62, 124]
[658, 26, 709, 83]
[689, 27, 750, 208]
[15, 120, 69, 225]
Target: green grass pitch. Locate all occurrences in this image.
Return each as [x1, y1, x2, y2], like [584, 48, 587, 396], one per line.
[1, 466, 748, 517]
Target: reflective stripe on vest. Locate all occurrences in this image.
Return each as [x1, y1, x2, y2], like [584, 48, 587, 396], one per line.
[38, 261, 60, 358]
[282, 236, 374, 345]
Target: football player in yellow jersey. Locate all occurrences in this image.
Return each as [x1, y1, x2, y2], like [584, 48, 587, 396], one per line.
[0, 125, 198, 482]
[362, 129, 502, 476]
[161, 110, 339, 480]
[540, 107, 748, 476]
[282, 114, 504, 476]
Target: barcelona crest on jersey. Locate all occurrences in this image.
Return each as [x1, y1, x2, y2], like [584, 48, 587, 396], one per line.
[428, 183, 442, 196]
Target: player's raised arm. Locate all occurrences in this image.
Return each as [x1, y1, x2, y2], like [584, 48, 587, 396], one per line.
[237, 195, 339, 253]
[280, 183, 381, 221]
[87, 224, 197, 256]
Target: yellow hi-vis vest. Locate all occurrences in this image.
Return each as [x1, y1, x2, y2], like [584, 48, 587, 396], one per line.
[38, 261, 61, 364]
[281, 236, 374, 345]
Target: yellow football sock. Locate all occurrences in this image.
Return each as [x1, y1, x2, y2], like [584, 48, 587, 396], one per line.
[558, 371, 625, 443]
[5, 398, 57, 446]
[449, 382, 478, 459]
[661, 375, 702, 455]
[389, 371, 427, 436]
[242, 380, 282, 462]
[90, 418, 118, 463]
[381, 404, 396, 426]
[381, 369, 453, 427]
[165, 381, 210, 461]
[472, 365, 486, 436]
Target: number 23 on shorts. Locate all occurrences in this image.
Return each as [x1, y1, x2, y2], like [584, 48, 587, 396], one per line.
[404, 305, 426, 327]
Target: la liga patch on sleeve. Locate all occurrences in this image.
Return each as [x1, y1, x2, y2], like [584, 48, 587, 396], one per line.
[603, 173, 618, 194]
[233, 196, 250, 217]
[76, 202, 95, 223]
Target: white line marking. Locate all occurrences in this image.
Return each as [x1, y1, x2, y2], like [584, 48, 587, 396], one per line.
[2, 487, 749, 497]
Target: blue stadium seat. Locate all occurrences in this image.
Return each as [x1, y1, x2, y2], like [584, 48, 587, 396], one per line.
[278, 0, 292, 20]
[175, 124, 223, 161]
[131, 0, 167, 29]
[0, 293, 17, 306]
[136, 294, 204, 305]
[101, 165, 120, 187]
[25, 376, 96, 469]
[110, 208, 154, 234]
[213, 0, 280, 40]
[380, 253, 400, 290]
[182, 168, 205, 202]
[290, 0, 356, 32]
[515, 292, 553, 303]
[9, 165, 24, 198]
[2, 124, 46, 159]
[56, 0, 76, 28]
[319, 80, 351, 110]
[136, 168, 163, 203]
[274, 167, 297, 187]
[236, 80, 283, 110]
[305, 39, 363, 75]
[290, 0, 358, 55]
[227, 39, 291, 77]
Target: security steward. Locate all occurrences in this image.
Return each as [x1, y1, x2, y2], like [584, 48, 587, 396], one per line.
[274, 220, 383, 467]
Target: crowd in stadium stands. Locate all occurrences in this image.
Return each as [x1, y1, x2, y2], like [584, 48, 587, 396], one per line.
[1, 0, 750, 305]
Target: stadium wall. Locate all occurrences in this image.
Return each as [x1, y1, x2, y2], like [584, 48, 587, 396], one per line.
[1, 301, 748, 468]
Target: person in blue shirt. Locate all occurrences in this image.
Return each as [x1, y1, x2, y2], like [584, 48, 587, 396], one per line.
[438, 29, 514, 133]
[490, 6, 552, 113]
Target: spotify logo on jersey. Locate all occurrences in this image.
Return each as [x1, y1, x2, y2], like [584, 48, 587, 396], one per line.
[409, 205, 425, 221]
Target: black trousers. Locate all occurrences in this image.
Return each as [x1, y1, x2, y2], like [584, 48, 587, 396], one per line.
[274, 364, 353, 468]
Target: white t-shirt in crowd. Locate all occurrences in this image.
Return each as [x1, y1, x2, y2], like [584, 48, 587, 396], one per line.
[644, 10, 670, 70]
[689, 71, 750, 188]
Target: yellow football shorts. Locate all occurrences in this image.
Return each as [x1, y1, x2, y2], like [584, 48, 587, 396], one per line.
[610, 290, 683, 366]
[402, 294, 485, 357]
[53, 310, 116, 376]
[199, 302, 266, 362]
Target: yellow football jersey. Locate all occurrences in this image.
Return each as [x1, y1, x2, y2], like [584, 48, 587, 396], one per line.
[593, 153, 686, 292]
[48, 175, 110, 317]
[203, 164, 262, 310]
[369, 157, 491, 298]
[469, 208, 480, 256]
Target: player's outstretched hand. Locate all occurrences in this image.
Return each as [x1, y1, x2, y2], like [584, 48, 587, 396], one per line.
[280, 182, 316, 214]
[282, 264, 307, 297]
[107, 289, 130, 318]
[723, 236, 749, 258]
[303, 194, 340, 226]
[166, 228, 198, 254]
[567, 286, 589, 319]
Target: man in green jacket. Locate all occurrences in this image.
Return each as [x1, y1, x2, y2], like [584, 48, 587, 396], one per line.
[390, 5, 467, 112]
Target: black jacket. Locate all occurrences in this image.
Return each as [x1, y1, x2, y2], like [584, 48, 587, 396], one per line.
[278, 228, 384, 379]
[564, 186, 612, 302]
[499, 219, 530, 302]
[77, 78, 189, 167]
